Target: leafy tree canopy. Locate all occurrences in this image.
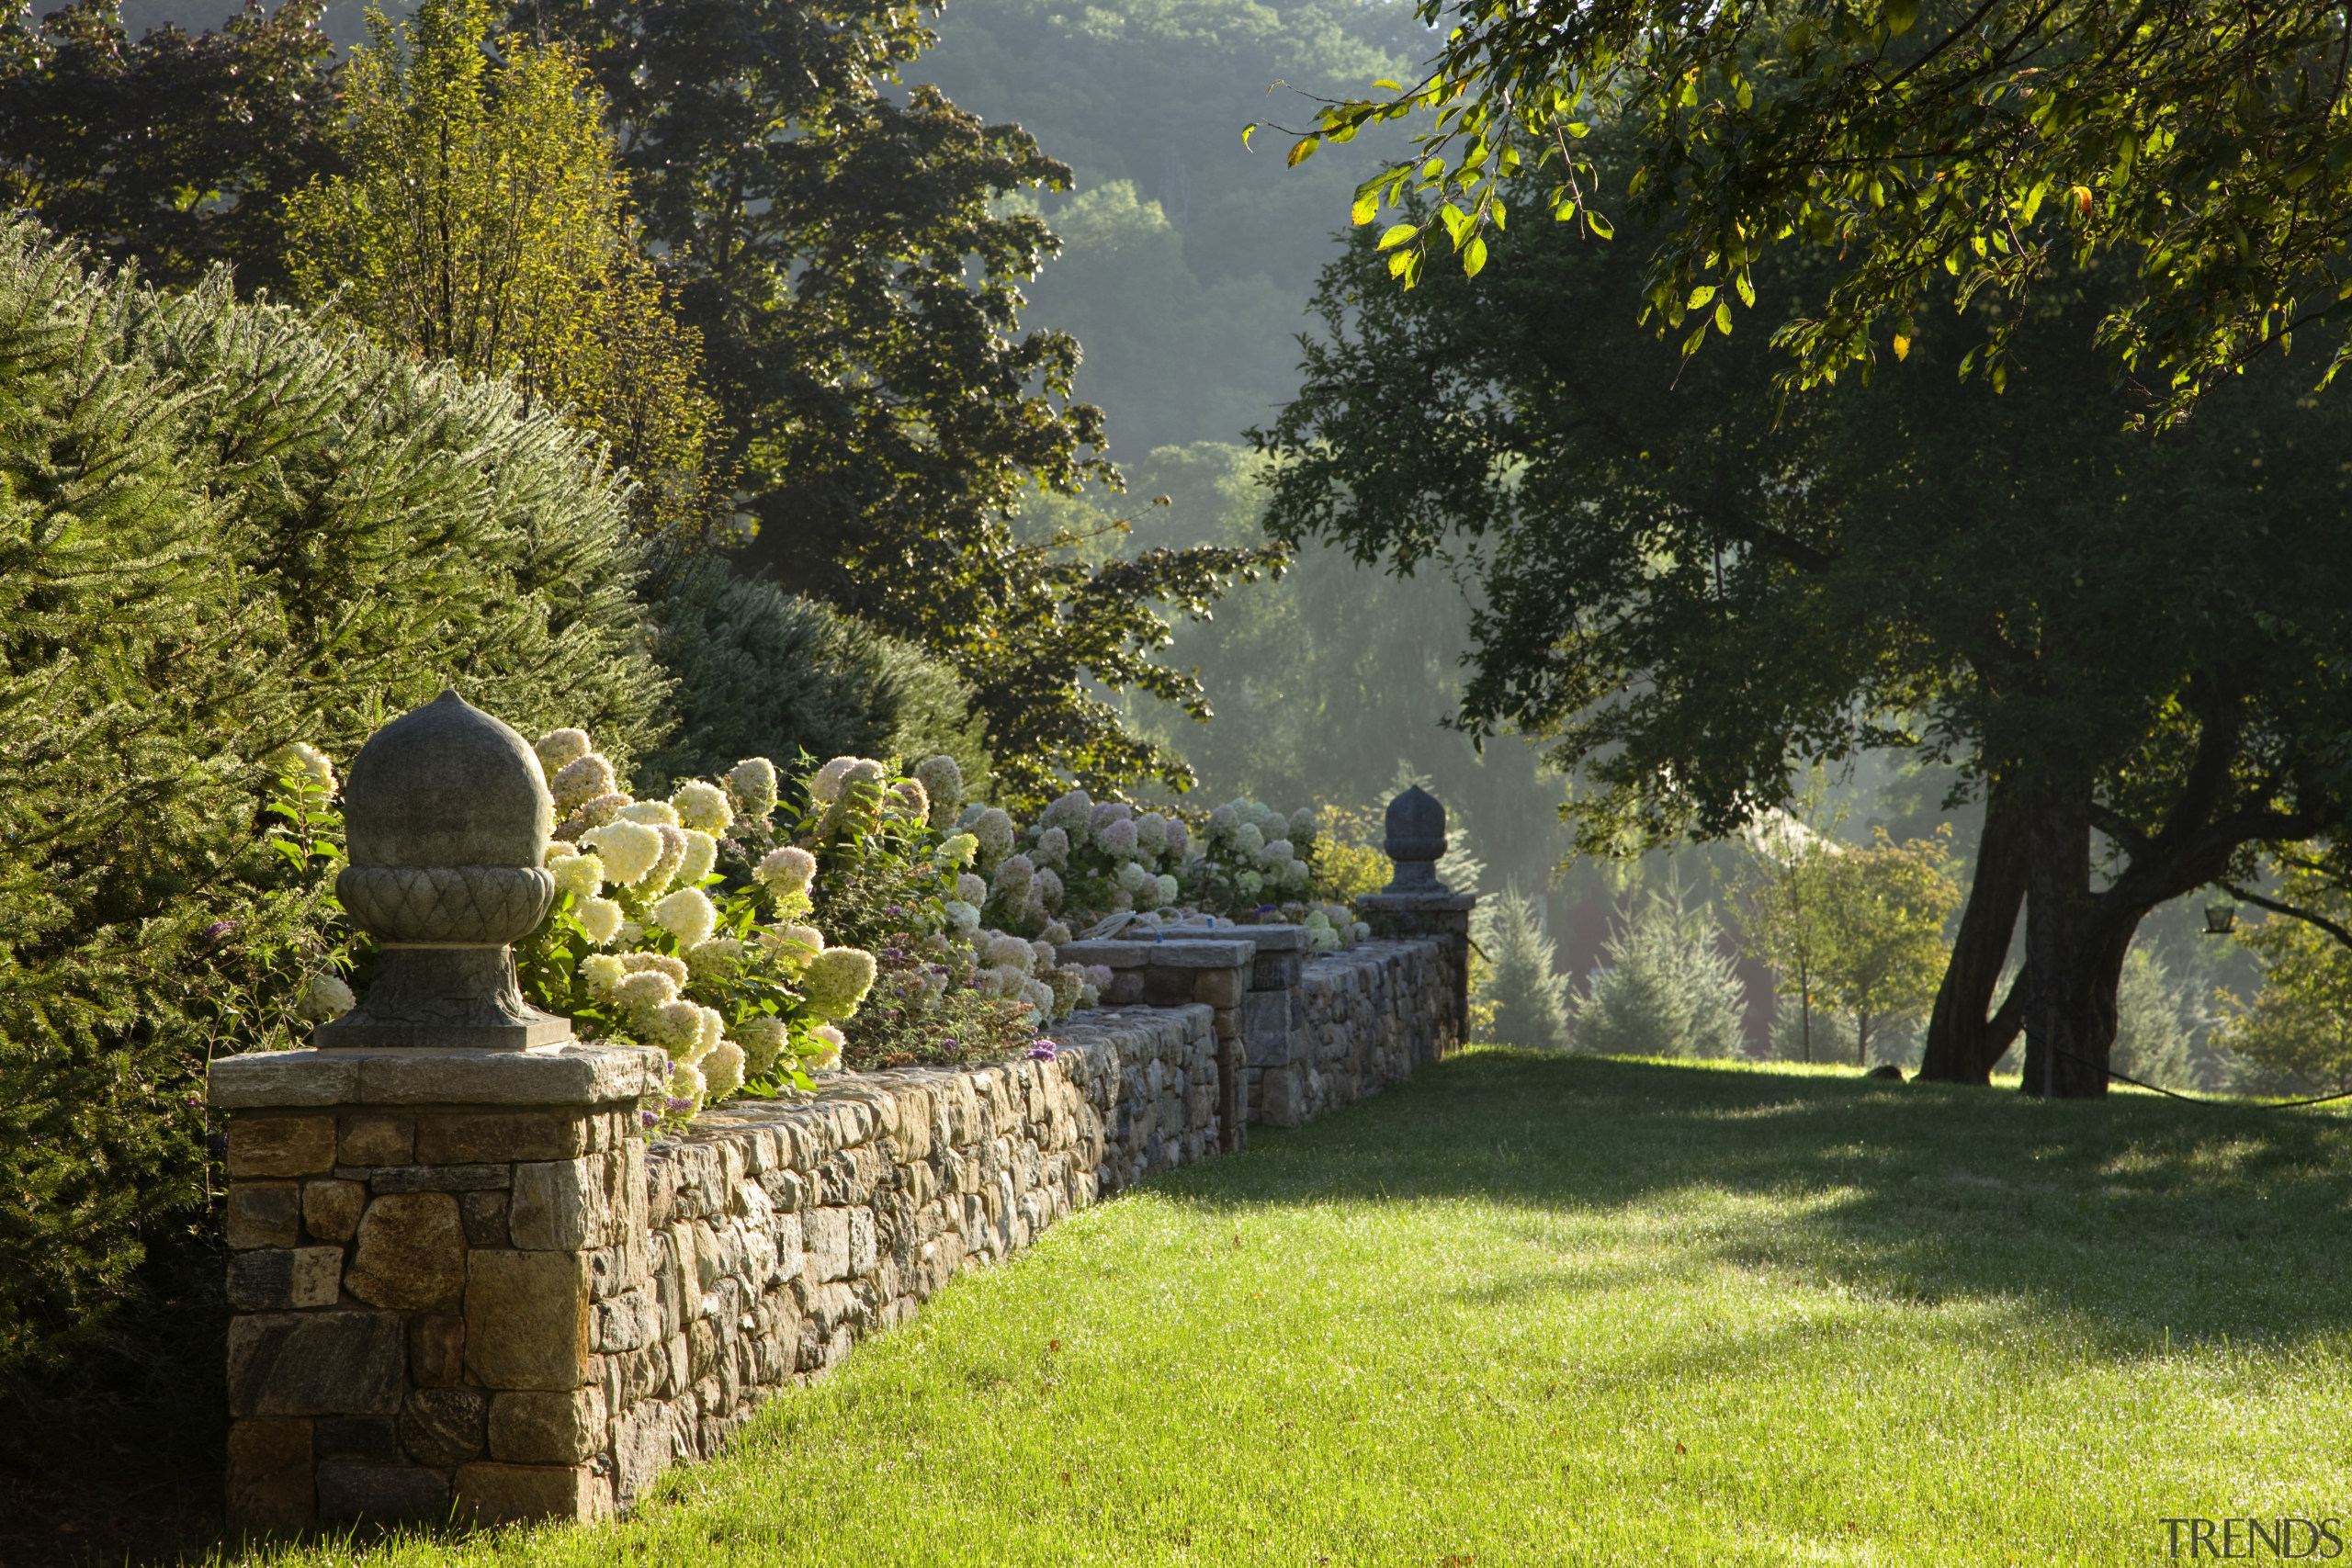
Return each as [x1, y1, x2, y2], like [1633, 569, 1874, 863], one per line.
[1296, 0, 2352, 421]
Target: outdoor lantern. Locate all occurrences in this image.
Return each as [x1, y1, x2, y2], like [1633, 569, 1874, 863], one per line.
[2203, 899, 2239, 936]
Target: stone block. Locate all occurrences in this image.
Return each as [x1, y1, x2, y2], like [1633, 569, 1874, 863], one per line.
[228, 1114, 337, 1178]
[803, 1208, 852, 1282]
[465, 1249, 592, 1391]
[453, 1461, 614, 1526]
[302, 1179, 367, 1243]
[1251, 950, 1305, 991]
[226, 1417, 314, 1535]
[460, 1189, 512, 1247]
[345, 1191, 467, 1310]
[337, 1113, 413, 1167]
[1211, 1007, 1241, 1043]
[229, 1311, 406, 1416]
[313, 1416, 401, 1462]
[1136, 938, 1256, 968]
[353, 1163, 512, 1193]
[355, 1043, 663, 1107]
[225, 1180, 302, 1250]
[511, 1156, 607, 1249]
[487, 1386, 606, 1464]
[1105, 971, 1146, 1007]
[1259, 1065, 1306, 1128]
[417, 1110, 584, 1164]
[408, 1314, 465, 1388]
[228, 1247, 344, 1311]
[316, 1461, 450, 1523]
[209, 1049, 359, 1110]
[1141, 965, 1194, 1007]
[1235, 923, 1306, 953]
[1051, 939, 1149, 968]
[401, 1386, 488, 1467]
[1191, 967, 1245, 1009]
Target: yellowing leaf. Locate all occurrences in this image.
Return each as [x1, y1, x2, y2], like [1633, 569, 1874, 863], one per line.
[1735, 272, 1756, 308]
[1464, 235, 1489, 277]
[1687, 285, 1717, 310]
[1714, 299, 1732, 334]
[1893, 334, 1911, 360]
[1388, 249, 1415, 277]
[1373, 77, 1405, 91]
[1375, 223, 1419, 250]
[1287, 136, 1320, 169]
[1351, 195, 1380, 226]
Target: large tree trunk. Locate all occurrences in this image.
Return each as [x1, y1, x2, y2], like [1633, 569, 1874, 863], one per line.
[1917, 775, 2028, 1084]
[2018, 764, 2120, 1098]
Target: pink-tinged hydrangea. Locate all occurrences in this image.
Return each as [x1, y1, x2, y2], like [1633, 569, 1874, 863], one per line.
[534, 728, 592, 775]
[551, 753, 617, 813]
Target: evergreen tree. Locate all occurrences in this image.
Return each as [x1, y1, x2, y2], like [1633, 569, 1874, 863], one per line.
[1474, 887, 1569, 1052]
[2110, 944, 2197, 1089]
[1574, 876, 1747, 1059]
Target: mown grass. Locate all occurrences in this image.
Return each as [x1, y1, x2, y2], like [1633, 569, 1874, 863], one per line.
[242, 1050, 2352, 1566]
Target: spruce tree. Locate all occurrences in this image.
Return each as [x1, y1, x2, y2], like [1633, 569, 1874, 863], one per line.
[1475, 888, 1570, 1051]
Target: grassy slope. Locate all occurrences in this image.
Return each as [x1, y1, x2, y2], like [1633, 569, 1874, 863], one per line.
[245, 1051, 2352, 1566]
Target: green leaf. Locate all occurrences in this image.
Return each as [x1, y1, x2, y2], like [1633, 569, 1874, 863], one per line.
[1464, 235, 1489, 277]
[1490, 199, 1507, 231]
[1440, 203, 1470, 243]
[1735, 272, 1756, 308]
[1388, 248, 1415, 278]
[1351, 195, 1380, 226]
[1885, 0, 1917, 33]
[1687, 285, 1717, 310]
[1376, 223, 1419, 251]
[1587, 210, 1615, 239]
[1714, 299, 1733, 334]
[1287, 136, 1320, 169]
[1373, 78, 1405, 91]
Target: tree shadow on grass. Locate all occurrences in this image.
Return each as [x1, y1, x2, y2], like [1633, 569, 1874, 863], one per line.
[1152, 1049, 2352, 1352]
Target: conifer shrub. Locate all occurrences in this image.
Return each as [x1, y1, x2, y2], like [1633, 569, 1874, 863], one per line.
[1474, 889, 1571, 1051]
[0, 220, 663, 1365]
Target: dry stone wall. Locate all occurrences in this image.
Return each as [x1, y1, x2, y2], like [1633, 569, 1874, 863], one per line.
[209, 937, 1458, 1533]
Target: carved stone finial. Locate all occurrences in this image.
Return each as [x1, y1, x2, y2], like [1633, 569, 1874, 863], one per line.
[316, 690, 571, 1050]
[1381, 784, 1450, 895]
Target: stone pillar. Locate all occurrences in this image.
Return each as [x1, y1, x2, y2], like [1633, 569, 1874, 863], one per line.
[1354, 785, 1476, 1050]
[1056, 931, 1258, 1150]
[209, 690, 665, 1534]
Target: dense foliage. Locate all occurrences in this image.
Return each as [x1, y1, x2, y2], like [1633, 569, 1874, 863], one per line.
[1304, 0, 2352, 422]
[0, 220, 664, 1363]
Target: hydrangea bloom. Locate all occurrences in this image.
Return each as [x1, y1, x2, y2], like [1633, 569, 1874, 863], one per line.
[754, 845, 817, 892]
[1233, 821, 1265, 859]
[552, 753, 618, 813]
[1098, 818, 1138, 858]
[1033, 826, 1069, 869]
[1238, 870, 1263, 897]
[550, 852, 605, 903]
[805, 1023, 845, 1071]
[649, 998, 707, 1058]
[678, 829, 718, 887]
[974, 807, 1015, 866]
[956, 873, 988, 907]
[768, 924, 824, 956]
[1041, 919, 1072, 944]
[726, 756, 778, 818]
[1241, 800, 1275, 827]
[1090, 801, 1132, 835]
[915, 754, 964, 821]
[1135, 812, 1168, 856]
[685, 936, 742, 980]
[943, 898, 980, 931]
[621, 951, 689, 984]
[1045, 964, 1083, 1016]
[991, 853, 1035, 900]
[296, 972, 356, 1022]
[1155, 874, 1180, 906]
[1040, 789, 1092, 836]
[615, 969, 681, 1011]
[803, 947, 877, 1019]
[672, 780, 733, 837]
[1163, 818, 1191, 859]
[577, 897, 625, 945]
[695, 1005, 725, 1062]
[275, 740, 337, 793]
[1083, 964, 1114, 991]
[1289, 807, 1318, 840]
[641, 824, 688, 894]
[1031, 938, 1059, 970]
[1115, 861, 1150, 895]
[581, 953, 626, 1000]
[809, 756, 861, 804]
[737, 1015, 786, 1076]
[1035, 868, 1064, 910]
[582, 820, 662, 886]
[1209, 804, 1238, 834]
[561, 791, 630, 837]
[668, 1059, 708, 1117]
[703, 1039, 746, 1100]
[1019, 976, 1056, 1020]
[618, 799, 680, 828]
[534, 728, 592, 775]
[933, 831, 979, 871]
[650, 887, 718, 950]
[1261, 838, 1294, 866]
[984, 932, 1035, 975]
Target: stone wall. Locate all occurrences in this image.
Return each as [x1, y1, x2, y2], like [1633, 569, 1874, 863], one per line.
[210, 936, 1459, 1533]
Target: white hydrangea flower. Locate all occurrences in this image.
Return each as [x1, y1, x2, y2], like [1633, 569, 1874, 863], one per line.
[803, 1023, 845, 1072]
[915, 755, 964, 819]
[1019, 976, 1055, 1021]
[1041, 919, 1072, 944]
[1320, 902, 1351, 928]
[678, 829, 718, 887]
[1163, 818, 1191, 859]
[1242, 800, 1275, 827]
[943, 899, 981, 931]
[737, 1015, 786, 1076]
[552, 753, 618, 813]
[534, 728, 592, 775]
[1030, 939, 1058, 972]
[803, 947, 878, 1019]
[1115, 861, 1150, 895]
[582, 820, 662, 886]
[1209, 804, 1238, 834]
[889, 777, 930, 825]
[618, 799, 680, 828]
[975, 807, 1015, 866]
[1283, 859, 1312, 890]
[1135, 812, 1168, 855]
[1155, 873, 1179, 906]
[1084, 964, 1114, 991]
[754, 845, 817, 891]
[671, 780, 733, 837]
[618, 919, 645, 946]
[621, 951, 689, 983]
[274, 740, 337, 793]
[703, 1039, 746, 1101]
[295, 972, 355, 1022]
[650, 998, 707, 1058]
[1034, 826, 1069, 869]
[1261, 838, 1294, 866]
[577, 896, 625, 946]
[560, 791, 631, 837]
[984, 932, 1035, 975]
[1035, 867, 1064, 911]
[1045, 964, 1083, 1018]
[615, 969, 681, 1011]
[650, 887, 718, 951]
[696, 1005, 725, 1062]
[550, 852, 605, 903]
[726, 756, 779, 818]
[1131, 870, 1164, 910]
[809, 756, 861, 804]
[933, 832, 980, 870]
[1238, 870, 1263, 897]
[581, 953, 626, 1000]
[1098, 818, 1138, 857]
[667, 1059, 708, 1118]
[1288, 807, 1318, 840]
[641, 824, 688, 895]
[1040, 788, 1092, 836]
[956, 873, 988, 907]
[768, 923, 825, 956]
[1351, 921, 1372, 943]
[1234, 821, 1265, 859]
[685, 936, 742, 980]
[1077, 976, 1101, 1010]
[991, 853, 1035, 899]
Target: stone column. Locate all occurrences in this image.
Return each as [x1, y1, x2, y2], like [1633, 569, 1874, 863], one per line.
[210, 691, 664, 1533]
[1354, 785, 1476, 1051]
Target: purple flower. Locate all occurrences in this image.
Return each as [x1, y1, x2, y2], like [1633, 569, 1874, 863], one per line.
[640, 1109, 660, 1128]
[200, 920, 237, 946]
[1026, 1039, 1059, 1062]
[665, 1096, 694, 1113]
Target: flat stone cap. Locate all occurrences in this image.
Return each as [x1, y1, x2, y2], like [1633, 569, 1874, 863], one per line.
[1227, 923, 1305, 952]
[1136, 939, 1256, 969]
[344, 689, 554, 869]
[1055, 940, 1151, 968]
[209, 1043, 664, 1109]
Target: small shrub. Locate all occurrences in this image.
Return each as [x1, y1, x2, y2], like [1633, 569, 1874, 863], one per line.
[1475, 889, 1570, 1052]
[1574, 878, 1747, 1058]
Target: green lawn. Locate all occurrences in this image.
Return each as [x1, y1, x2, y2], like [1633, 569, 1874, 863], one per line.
[250, 1050, 2352, 1566]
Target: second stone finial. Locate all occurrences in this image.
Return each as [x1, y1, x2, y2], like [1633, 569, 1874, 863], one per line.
[1381, 784, 1450, 895]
